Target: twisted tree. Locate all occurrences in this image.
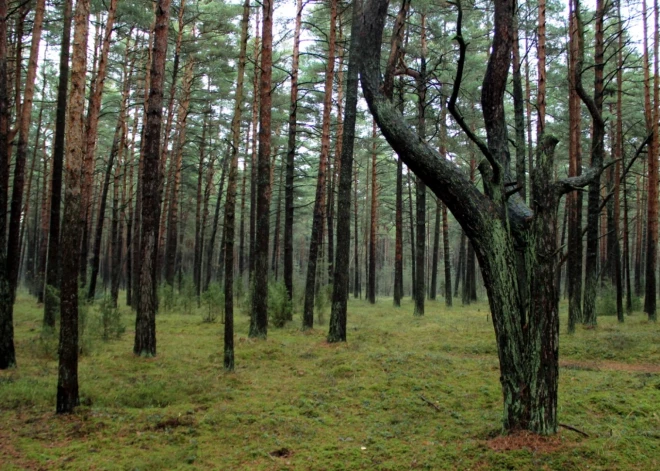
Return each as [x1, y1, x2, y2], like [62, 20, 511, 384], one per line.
[358, 0, 602, 434]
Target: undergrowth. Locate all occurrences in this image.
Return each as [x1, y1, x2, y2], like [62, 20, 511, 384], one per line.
[1, 292, 659, 470]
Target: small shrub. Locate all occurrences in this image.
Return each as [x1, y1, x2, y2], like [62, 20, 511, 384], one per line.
[315, 283, 332, 326]
[596, 289, 617, 316]
[98, 296, 125, 340]
[44, 285, 60, 322]
[78, 288, 93, 356]
[268, 281, 292, 328]
[201, 283, 224, 323]
[160, 284, 176, 313]
[179, 276, 197, 314]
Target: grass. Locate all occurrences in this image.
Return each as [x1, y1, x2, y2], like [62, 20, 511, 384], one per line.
[1, 291, 659, 470]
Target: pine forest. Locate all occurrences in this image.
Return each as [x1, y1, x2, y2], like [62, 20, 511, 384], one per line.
[1, 0, 659, 468]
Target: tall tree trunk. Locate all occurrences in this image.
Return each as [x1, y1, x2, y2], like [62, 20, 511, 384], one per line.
[7, 0, 46, 300]
[249, 0, 274, 338]
[248, 10, 260, 278]
[512, 3, 526, 202]
[204, 146, 229, 291]
[645, 0, 659, 321]
[223, 3, 250, 370]
[43, 0, 72, 327]
[368, 120, 378, 304]
[134, 0, 172, 357]
[56, 0, 89, 412]
[302, 0, 337, 329]
[353, 161, 360, 298]
[164, 59, 194, 287]
[284, 0, 303, 303]
[567, 0, 583, 332]
[329, 0, 361, 342]
[0, 0, 14, 369]
[87, 41, 132, 300]
[429, 198, 440, 300]
[578, 0, 605, 327]
[536, 0, 546, 139]
[110, 136, 124, 308]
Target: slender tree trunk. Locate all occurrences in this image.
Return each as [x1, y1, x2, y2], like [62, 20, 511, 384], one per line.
[164, 60, 194, 287]
[567, 0, 583, 333]
[284, 0, 303, 303]
[353, 161, 359, 298]
[429, 197, 440, 300]
[79, 0, 118, 288]
[407, 170, 416, 298]
[302, 0, 337, 329]
[204, 147, 229, 291]
[329, 0, 361, 342]
[512, 4, 526, 202]
[368, 120, 378, 304]
[221, 0, 250, 370]
[645, 0, 659, 321]
[7, 0, 46, 300]
[0, 0, 15, 369]
[56, 0, 89, 412]
[249, 0, 274, 338]
[248, 10, 260, 278]
[578, 0, 605, 327]
[134, 0, 172, 357]
[88, 44, 132, 300]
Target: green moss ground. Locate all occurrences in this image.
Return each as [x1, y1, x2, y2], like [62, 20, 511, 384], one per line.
[1, 292, 659, 470]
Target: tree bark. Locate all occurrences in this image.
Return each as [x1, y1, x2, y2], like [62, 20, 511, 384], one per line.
[284, 0, 303, 303]
[359, 0, 587, 434]
[329, 0, 361, 342]
[249, 0, 274, 338]
[0, 0, 15, 369]
[7, 0, 46, 300]
[56, 0, 89, 412]
[134, 0, 172, 357]
[302, 0, 337, 329]
[368, 120, 378, 304]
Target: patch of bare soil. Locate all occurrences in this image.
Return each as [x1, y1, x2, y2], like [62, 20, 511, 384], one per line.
[486, 430, 570, 453]
[560, 360, 660, 374]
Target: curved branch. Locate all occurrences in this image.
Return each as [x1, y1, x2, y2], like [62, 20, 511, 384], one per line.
[358, 0, 495, 242]
[446, 0, 496, 176]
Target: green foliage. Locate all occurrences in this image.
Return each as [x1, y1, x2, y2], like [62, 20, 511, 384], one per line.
[180, 276, 197, 315]
[201, 283, 224, 323]
[44, 285, 60, 322]
[596, 289, 617, 316]
[78, 288, 93, 356]
[268, 281, 292, 328]
[314, 283, 332, 326]
[98, 296, 126, 341]
[160, 284, 176, 313]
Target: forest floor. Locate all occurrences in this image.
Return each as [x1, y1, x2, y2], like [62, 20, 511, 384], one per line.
[1, 291, 659, 470]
